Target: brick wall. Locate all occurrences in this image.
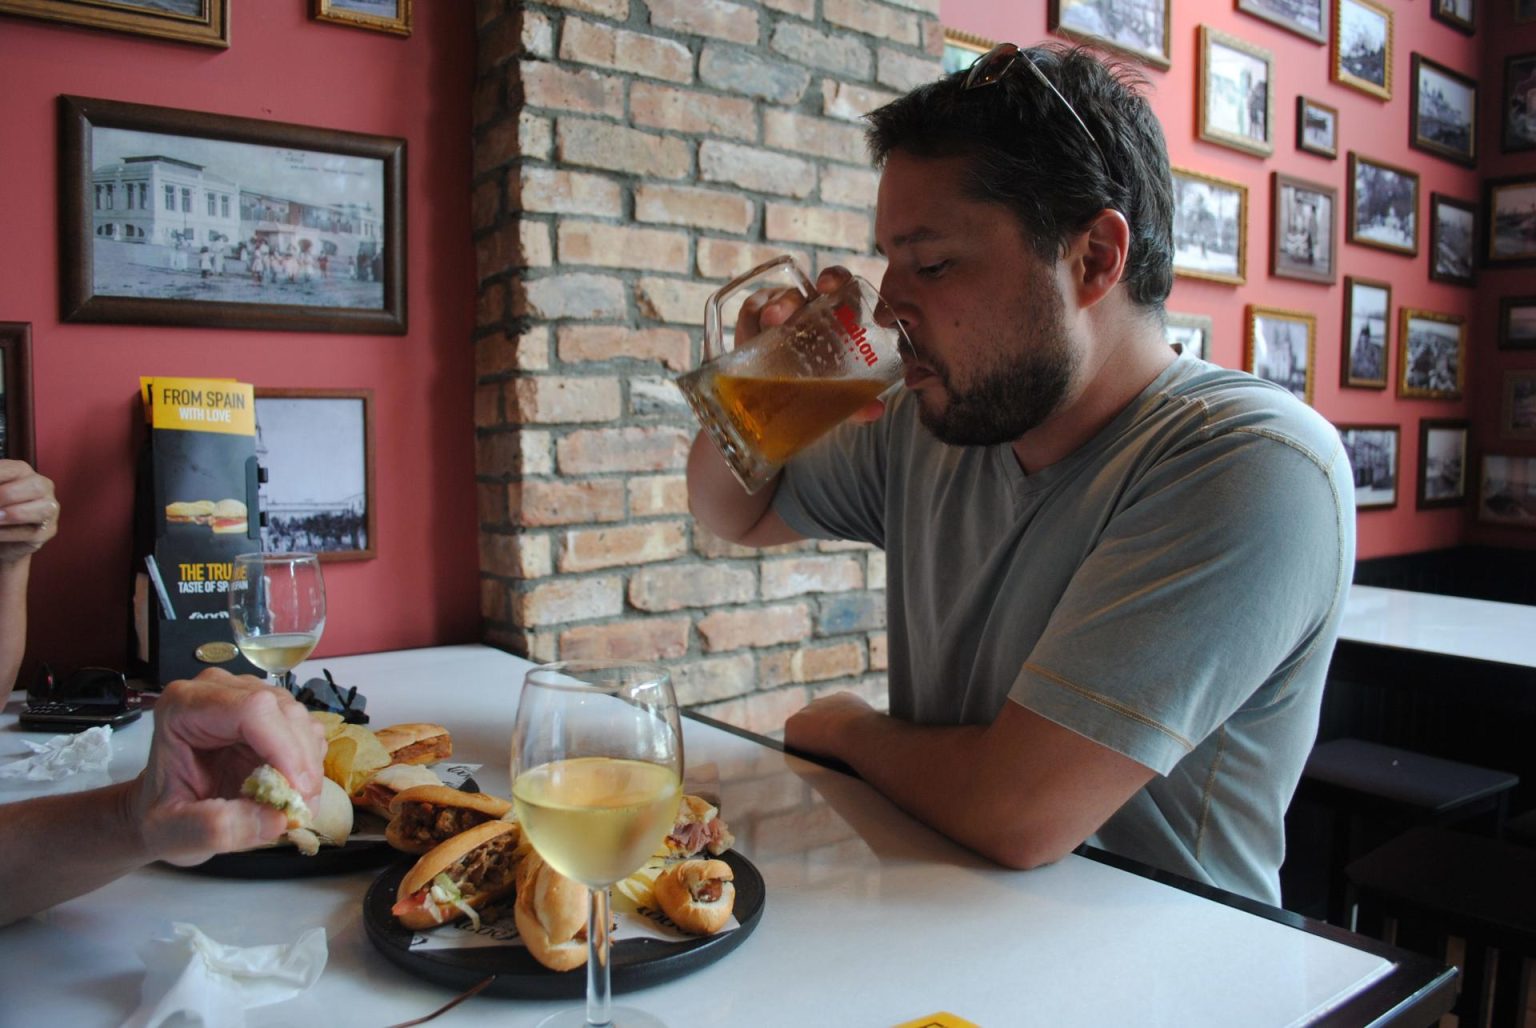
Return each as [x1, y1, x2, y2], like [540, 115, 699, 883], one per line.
[472, 0, 940, 735]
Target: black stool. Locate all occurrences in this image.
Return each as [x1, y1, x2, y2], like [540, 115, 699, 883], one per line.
[1348, 827, 1536, 1028]
[1298, 739, 1519, 926]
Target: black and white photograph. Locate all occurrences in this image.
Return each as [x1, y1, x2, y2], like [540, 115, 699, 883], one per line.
[312, 0, 411, 37]
[1398, 308, 1465, 400]
[941, 28, 993, 75]
[0, 0, 228, 47]
[1505, 53, 1536, 153]
[1272, 173, 1336, 284]
[1049, 0, 1171, 70]
[1297, 96, 1339, 158]
[1503, 371, 1536, 440]
[1333, 0, 1393, 100]
[60, 95, 406, 334]
[1245, 306, 1315, 404]
[1417, 419, 1468, 509]
[1432, 0, 1475, 34]
[1486, 176, 1536, 265]
[1429, 194, 1477, 286]
[1343, 276, 1390, 389]
[255, 388, 376, 562]
[1237, 0, 1327, 43]
[1171, 168, 1247, 285]
[1164, 312, 1213, 360]
[1337, 425, 1399, 509]
[1348, 152, 1419, 256]
[1479, 455, 1536, 527]
[1501, 295, 1536, 349]
[0, 323, 34, 467]
[1410, 55, 1477, 165]
[1199, 28, 1273, 157]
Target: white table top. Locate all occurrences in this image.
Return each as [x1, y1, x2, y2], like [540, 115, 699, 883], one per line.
[1339, 585, 1536, 669]
[0, 645, 1445, 1027]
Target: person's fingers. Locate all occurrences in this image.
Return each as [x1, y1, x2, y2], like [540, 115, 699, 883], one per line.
[815, 266, 853, 294]
[147, 799, 287, 866]
[0, 495, 59, 529]
[849, 398, 887, 424]
[159, 676, 322, 795]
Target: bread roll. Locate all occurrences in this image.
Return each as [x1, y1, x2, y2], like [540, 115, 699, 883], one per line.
[653, 859, 734, 935]
[513, 850, 590, 972]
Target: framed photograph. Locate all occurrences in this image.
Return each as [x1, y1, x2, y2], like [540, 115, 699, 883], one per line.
[1500, 295, 1536, 350]
[312, 0, 411, 37]
[1245, 305, 1316, 404]
[59, 95, 406, 335]
[1503, 371, 1536, 440]
[254, 388, 376, 562]
[1272, 173, 1337, 284]
[1479, 455, 1536, 527]
[0, 323, 35, 467]
[1429, 194, 1477, 286]
[0, 0, 227, 48]
[1338, 424, 1400, 509]
[1237, 0, 1327, 43]
[1342, 276, 1391, 389]
[941, 28, 994, 75]
[1297, 96, 1339, 158]
[1410, 55, 1477, 165]
[1505, 53, 1536, 153]
[1348, 152, 1419, 256]
[1198, 28, 1274, 157]
[1398, 308, 1466, 400]
[1485, 175, 1536, 266]
[1048, 0, 1171, 71]
[1417, 419, 1468, 509]
[1333, 0, 1393, 101]
[1171, 168, 1248, 285]
[1431, 0, 1475, 34]
[1164, 311, 1213, 360]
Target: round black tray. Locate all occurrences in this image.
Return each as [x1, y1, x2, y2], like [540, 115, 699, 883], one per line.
[362, 850, 765, 999]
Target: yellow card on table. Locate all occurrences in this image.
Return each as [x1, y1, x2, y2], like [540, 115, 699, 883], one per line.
[892, 1015, 981, 1028]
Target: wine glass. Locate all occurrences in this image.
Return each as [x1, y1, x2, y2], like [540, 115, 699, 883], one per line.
[512, 661, 683, 1028]
[228, 552, 326, 692]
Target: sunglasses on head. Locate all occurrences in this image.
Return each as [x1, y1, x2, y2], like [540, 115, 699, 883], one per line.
[962, 43, 1110, 171]
[31, 665, 133, 709]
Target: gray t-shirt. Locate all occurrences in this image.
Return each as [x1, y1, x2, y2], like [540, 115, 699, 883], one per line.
[773, 353, 1356, 904]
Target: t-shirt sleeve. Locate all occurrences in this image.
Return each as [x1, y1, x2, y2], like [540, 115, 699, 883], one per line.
[771, 409, 891, 548]
[1010, 425, 1354, 775]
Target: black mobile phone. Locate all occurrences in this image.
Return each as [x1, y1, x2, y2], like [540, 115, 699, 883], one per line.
[18, 701, 143, 732]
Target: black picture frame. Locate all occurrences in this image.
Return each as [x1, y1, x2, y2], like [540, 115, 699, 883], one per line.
[1500, 295, 1536, 350]
[1297, 96, 1339, 158]
[0, 0, 228, 48]
[1503, 371, 1536, 440]
[1410, 54, 1477, 166]
[59, 95, 407, 335]
[1342, 276, 1391, 390]
[1338, 424, 1400, 509]
[1049, 0, 1172, 70]
[1485, 175, 1536, 267]
[1417, 418, 1468, 509]
[1429, 193, 1478, 286]
[1272, 172, 1337, 284]
[254, 388, 376, 562]
[1237, 0, 1328, 44]
[0, 322, 35, 467]
[1348, 152, 1419, 257]
[1504, 53, 1536, 153]
[1479, 455, 1536, 527]
[1171, 167, 1248, 285]
[1431, 0, 1475, 34]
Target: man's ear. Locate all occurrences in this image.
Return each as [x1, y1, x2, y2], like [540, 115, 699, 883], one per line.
[1067, 209, 1130, 307]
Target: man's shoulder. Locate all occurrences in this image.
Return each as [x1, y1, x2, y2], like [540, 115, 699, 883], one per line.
[1159, 360, 1342, 472]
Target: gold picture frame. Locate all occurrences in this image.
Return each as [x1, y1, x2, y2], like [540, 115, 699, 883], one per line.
[1171, 167, 1248, 285]
[1199, 27, 1274, 157]
[1332, 0, 1393, 101]
[1397, 308, 1466, 400]
[0, 0, 228, 48]
[941, 28, 995, 75]
[312, 0, 411, 37]
[1245, 305, 1316, 405]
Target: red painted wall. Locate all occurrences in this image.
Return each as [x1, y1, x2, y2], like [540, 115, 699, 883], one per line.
[942, 0, 1515, 559]
[0, 4, 481, 676]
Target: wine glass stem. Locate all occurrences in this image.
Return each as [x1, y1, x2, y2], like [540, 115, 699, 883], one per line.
[585, 886, 613, 1027]
[275, 670, 296, 694]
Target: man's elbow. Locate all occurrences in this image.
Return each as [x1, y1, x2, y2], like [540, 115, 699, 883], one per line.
[977, 822, 1085, 871]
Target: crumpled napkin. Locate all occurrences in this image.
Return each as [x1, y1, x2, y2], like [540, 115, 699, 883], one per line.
[0, 725, 112, 780]
[121, 923, 327, 1028]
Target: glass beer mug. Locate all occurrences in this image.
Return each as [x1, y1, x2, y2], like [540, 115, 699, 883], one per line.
[677, 255, 909, 494]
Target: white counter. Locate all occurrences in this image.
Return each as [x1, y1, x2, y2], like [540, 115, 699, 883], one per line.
[1339, 585, 1536, 668]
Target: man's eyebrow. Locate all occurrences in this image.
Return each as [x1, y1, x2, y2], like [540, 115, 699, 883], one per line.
[875, 227, 944, 256]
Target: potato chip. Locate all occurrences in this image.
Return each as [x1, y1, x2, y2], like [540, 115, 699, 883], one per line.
[309, 711, 346, 739]
[323, 725, 391, 793]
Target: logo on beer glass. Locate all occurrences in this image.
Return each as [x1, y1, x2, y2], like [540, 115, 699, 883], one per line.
[833, 304, 878, 368]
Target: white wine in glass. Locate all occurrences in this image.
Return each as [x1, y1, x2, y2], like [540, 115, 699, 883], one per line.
[512, 661, 683, 1028]
[228, 552, 326, 691]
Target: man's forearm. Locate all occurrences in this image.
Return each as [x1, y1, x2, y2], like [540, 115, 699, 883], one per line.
[0, 780, 147, 926]
[685, 432, 780, 544]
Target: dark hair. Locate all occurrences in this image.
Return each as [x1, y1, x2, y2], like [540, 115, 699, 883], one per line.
[865, 44, 1174, 311]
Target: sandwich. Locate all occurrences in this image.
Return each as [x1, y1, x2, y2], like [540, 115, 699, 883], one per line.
[653, 859, 735, 935]
[374, 722, 452, 766]
[352, 763, 442, 819]
[661, 795, 735, 859]
[391, 820, 522, 930]
[165, 500, 215, 525]
[241, 765, 354, 855]
[513, 849, 590, 972]
[208, 498, 248, 534]
[385, 784, 513, 854]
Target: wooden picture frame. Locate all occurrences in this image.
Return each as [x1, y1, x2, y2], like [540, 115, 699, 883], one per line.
[0, 322, 35, 467]
[311, 0, 411, 37]
[941, 28, 994, 75]
[1337, 424, 1400, 509]
[1245, 305, 1316, 405]
[1171, 167, 1248, 285]
[1505, 53, 1536, 153]
[1500, 295, 1536, 350]
[1503, 371, 1536, 440]
[1165, 311, 1214, 360]
[1398, 308, 1466, 400]
[1199, 27, 1274, 157]
[1485, 175, 1536, 266]
[1297, 96, 1339, 158]
[1431, 0, 1475, 34]
[58, 95, 406, 335]
[1479, 454, 1536, 527]
[1410, 54, 1477, 166]
[1049, 0, 1171, 70]
[1348, 152, 1419, 256]
[1333, 0, 1393, 101]
[1271, 172, 1337, 284]
[1417, 418, 1469, 509]
[1342, 276, 1391, 389]
[0, 0, 228, 48]
[1237, 0, 1328, 43]
[254, 388, 376, 562]
[1429, 193, 1477, 286]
